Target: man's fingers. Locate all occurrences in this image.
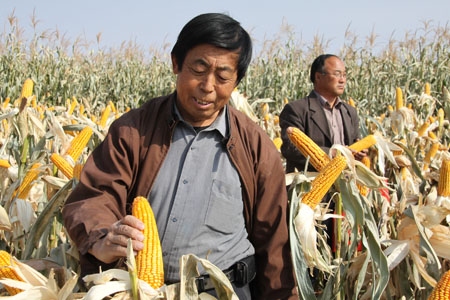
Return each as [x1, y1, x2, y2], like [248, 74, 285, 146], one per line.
[121, 215, 145, 230]
[108, 233, 144, 251]
[113, 222, 145, 242]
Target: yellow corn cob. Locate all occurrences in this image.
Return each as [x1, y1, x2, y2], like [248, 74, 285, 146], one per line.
[287, 127, 331, 171]
[401, 167, 408, 181]
[125, 107, 131, 113]
[132, 196, 164, 289]
[357, 156, 371, 196]
[20, 78, 34, 98]
[418, 120, 431, 137]
[15, 163, 41, 199]
[68, 98, 78, 115]
[109, 101, 117, 114]
[348, 135, 377, 153]
[0, 159, 11, 168]
[31, 95, 36, 108]
[2, 119, 7, 131]
[388, 105, 394, 112]
[50, 153, 73, 179]
[273, 115, 279, 125]
[423, 143, 440, 170]
[408, 103, 412, 110]
[90, 115, 96, 123]
[395, 87, 403, 111]
[80, 104, 85, 116]
[437, 159, 450, 197]
[65, 126, 93, 162]
[438, 108, 445, 128]
[262, 103, 269, 115]
[425, 82, 431, 96]
[284, 98, 289, 105]
[3, 97, 10, 109]
[429, 116, 436, 123]
[273, 137, 282, 150]
[378, 113, 386, 123]
[428, 131, 438, 140]
[100, 105, 111, 128]
[427, 270, 450, 300]
[47, 106, 55, 111]
[73, 163, 84, 181]
[348, 97, 356, 108]
[301, 155, 347, 209]
[0, 251, 24, 295]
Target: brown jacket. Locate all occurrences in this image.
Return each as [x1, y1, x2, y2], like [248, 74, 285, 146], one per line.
[63, 93, 298, 299]
[280, 91, 360, 173]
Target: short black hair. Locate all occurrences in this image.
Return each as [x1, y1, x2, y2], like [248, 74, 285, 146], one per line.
[310, 54, 339, 83]
[171, 13, 252, 84]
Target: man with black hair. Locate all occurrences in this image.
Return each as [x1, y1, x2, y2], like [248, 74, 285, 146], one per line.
[279, 54, 365, 250]
[63, 13, 297, 299]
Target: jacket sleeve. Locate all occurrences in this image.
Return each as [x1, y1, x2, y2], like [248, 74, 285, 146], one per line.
[62, 116, 140, 274]
[279, 102, 330, 172]
[250, 139, 298, 299]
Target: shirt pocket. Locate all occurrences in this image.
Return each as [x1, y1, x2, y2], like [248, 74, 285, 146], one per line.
[205, 179, 244, 234]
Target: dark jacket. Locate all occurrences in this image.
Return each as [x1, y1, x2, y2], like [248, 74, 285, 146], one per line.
[280, 91, 360, 173]
[63, 93, 298, 299]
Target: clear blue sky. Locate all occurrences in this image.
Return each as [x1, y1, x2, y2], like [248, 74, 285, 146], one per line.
[2, 0, 449, 55]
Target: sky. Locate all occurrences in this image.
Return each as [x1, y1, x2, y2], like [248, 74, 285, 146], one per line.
[2, 0, 449, 56]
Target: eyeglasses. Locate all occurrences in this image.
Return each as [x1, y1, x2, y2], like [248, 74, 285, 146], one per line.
[321, 71, 347, 79]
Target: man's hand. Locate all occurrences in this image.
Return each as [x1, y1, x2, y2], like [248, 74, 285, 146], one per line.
[89, 215, 145, 264]
[350, 147, 368, 161]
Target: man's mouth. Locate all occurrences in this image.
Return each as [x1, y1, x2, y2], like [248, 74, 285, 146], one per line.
[194, 98, 211, 105]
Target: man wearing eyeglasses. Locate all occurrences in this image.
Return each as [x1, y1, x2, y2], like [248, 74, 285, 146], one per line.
[279, 54, 364, 174]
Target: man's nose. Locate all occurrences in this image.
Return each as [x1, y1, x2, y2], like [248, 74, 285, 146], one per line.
[200, 73, 215, 93]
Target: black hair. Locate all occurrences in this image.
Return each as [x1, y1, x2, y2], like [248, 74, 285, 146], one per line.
[310, 54, 339, 83]
[171, 13, 252, 84]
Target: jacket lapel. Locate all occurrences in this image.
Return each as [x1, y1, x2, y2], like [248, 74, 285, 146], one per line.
[308, 92, 332, 143]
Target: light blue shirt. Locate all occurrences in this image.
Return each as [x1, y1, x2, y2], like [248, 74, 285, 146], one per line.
[148, 104, 255, 282]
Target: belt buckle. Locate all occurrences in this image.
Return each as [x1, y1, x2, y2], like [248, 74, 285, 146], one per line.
[234, 261, 248, 284]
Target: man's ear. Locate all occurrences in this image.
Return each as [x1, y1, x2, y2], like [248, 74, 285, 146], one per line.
[171, 54, 179, 74]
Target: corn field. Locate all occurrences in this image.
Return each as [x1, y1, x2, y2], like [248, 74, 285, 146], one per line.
[0, 15, 449, 299]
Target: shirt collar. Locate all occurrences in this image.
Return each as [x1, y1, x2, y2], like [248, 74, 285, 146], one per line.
[313, 90, 342, 109]
[173, 102, 228, 138]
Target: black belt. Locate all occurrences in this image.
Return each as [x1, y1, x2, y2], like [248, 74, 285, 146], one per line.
[196, 256, 256, 293]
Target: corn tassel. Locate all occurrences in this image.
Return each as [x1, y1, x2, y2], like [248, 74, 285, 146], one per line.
[100, 105, 111, 128]
[20, 79, 34, 99]
[423, 143, 439, 170]
[437, 158, 450, 197]
[348, 135, 376, 153]
[287, 127, 330, 171]
[51, 153, 73, 179]
[425, 82, 431, 96]
[395, 87, 403, 111]
[65, 126, 93, 162]
[273, 137, 282, 150]
[15, 163, 41, 199]
[0, 159, 11, 169]
[131, 196, 164, 289]
[357, 156, 371, 196]
[418, 121, 431, 137]
[73, 163, 84, 181]
[0, 251, 24, 295]
[427, 270, 450, 300]
[301, 155, 347, 209]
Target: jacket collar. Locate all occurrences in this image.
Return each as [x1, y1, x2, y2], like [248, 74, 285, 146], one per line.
[307, 91, 332, 143]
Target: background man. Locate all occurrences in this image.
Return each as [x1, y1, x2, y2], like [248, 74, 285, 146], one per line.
[63, 13, 297, 299]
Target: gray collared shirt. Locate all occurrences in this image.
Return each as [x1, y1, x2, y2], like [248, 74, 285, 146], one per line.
[314, 91, 345, 145]
[148, 104, 254, 282]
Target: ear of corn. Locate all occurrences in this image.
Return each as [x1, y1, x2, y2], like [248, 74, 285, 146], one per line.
[3, 97, 10, 109]
[73, 163, 84, 181]
[68, 98, 78, 115]
[357, 156, 371, 196]
[109, 101, 117, 114]
[65, 126, 93, 163]
[348, 135, 377, 153]
[0, 159, 11, 169]
[348, 97, 356, 107]
[423, 143, 439, 170]
[437, 158, 450, 197]
[20, 79, 34, 99]
[418, 121, 431, 137]
[0, 251, 24, 295]
[14, 163, 41, 199]
[301, 155, 347, 209]
[388, 105, 394, 112]
[50, 153, 73, 179]
[273, 137, 282, 150]
[427, 270, 449, 300]
[99, 105, 111, 128]
[287, 127, 331, 171]
[425, 82, 431, 96]
[132, 196, 164, 289]
[396, 87, 403, 110]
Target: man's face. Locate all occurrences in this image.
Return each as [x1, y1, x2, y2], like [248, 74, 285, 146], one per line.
[172, 44, 239, 127]
[314, 56, 346, 100]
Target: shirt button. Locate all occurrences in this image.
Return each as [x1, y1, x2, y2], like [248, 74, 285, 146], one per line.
[183, 179, 188, 184]
[172, 217, 177, 222]
[163, 252, 168, 256]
